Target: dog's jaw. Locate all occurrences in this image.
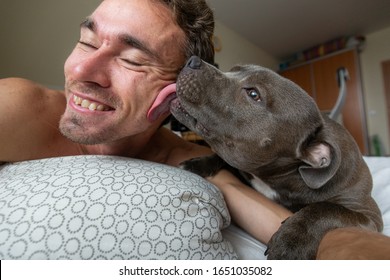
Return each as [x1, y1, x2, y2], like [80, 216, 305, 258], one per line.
[170, 97, 210, 137]
[170, 64, 215, 138]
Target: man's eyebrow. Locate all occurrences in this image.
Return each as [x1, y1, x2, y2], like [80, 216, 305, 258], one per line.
[80, 17, 95, 31]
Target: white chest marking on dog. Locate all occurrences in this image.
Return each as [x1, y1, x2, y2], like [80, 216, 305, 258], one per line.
[249, 174, 279, 201]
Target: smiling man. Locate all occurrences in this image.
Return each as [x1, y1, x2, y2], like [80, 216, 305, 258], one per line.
[0, 0, 214, 165]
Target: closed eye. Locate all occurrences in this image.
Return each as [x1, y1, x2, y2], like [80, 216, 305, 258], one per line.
[78, 40, 97, 50]
[121, 58, 143, 67]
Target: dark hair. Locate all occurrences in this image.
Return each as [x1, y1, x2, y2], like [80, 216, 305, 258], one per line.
[159, 0, 215, 64]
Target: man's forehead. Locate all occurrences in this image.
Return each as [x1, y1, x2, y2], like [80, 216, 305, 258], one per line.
[92, 0, 175, 30]
[88, 0, 186, 68]
[90, 0, 184, 46]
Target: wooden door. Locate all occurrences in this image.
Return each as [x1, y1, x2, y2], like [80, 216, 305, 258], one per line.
[312, 50, 368, 154]
[280, 64, 315, 98]
[382, 59, 390, 146]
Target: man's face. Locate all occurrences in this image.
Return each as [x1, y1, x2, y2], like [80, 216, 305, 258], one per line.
[61, 0, 186, 144]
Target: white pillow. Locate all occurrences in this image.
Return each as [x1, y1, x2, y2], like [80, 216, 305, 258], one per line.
[364, 156, 390, 236]
[0, 155, 237, 260]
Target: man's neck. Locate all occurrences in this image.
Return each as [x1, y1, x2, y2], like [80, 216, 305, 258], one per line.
[79, 128, 158, 159]
[80, 126, 166, 162]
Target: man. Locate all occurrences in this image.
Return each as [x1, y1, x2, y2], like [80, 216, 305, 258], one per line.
[0, 0, 214, 165]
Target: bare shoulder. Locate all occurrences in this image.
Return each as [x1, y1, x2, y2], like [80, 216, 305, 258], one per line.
[1, 77, 43, 99]
[0, 78, 66, 162]
[0, 77, 64, 107]
[0, 77, 65, 125]
[0, 77, 42, 91]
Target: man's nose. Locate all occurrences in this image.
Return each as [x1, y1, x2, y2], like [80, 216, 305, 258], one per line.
[72, 51, 111, 87]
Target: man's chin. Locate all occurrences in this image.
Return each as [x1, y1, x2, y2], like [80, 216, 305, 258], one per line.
[59, 119, 110, 145]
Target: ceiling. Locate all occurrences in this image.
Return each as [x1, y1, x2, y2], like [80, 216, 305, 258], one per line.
[207, 0, 390, 60]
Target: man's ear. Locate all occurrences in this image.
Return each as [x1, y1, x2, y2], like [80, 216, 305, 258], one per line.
[298, 142, 341, 189]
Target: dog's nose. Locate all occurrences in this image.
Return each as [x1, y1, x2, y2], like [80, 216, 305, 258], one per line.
[185, 56, 202, 69]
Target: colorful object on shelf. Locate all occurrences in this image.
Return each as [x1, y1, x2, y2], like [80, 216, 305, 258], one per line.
[279, 35, 365, 71]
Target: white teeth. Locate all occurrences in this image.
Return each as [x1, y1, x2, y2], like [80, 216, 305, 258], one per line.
[89, 103, 97, 111]
[81, 99, 90, 108]
[73, 96, 83, 105]
[73, 95, 110, 111]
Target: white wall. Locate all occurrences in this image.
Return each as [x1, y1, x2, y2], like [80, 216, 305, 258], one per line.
[0, 0, 101, 87]
[214, 21, 278, 71]
[360, 26, 390, 155]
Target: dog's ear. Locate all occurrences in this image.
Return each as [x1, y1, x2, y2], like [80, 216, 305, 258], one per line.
[298, 142, 341, 189]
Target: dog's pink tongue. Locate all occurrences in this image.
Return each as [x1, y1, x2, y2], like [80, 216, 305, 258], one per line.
[147, 83, 177, 122]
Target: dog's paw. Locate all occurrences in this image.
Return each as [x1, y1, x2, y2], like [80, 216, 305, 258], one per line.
[265, 217, 318, 260]
[179, 157, 217, 177]
[179, 154, 228, 178]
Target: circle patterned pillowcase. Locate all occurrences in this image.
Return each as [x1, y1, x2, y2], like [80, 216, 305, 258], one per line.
[0, 155, 237, 260]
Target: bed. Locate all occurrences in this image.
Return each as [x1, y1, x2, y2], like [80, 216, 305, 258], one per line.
[0, 155, 389, 259]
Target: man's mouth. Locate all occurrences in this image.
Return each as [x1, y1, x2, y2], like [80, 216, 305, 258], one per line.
[72, 95, 113, 112]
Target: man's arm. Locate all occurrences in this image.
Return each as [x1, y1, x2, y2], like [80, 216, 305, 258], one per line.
[207, 169, 292, 244]
[0, 78, 66, 162]
[317, 227, 390, 259]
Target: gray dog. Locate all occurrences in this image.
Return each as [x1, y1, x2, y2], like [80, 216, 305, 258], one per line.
[170, 56, 383, 259]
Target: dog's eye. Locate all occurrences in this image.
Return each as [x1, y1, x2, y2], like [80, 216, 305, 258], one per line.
[246, 89, 261, 101]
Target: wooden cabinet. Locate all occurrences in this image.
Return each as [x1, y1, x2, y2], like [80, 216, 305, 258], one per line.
[280, 48, 369, 154]
[281, 64, 314, 98]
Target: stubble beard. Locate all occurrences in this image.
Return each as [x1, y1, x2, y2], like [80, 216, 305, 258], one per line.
[59, 112, 116, 145]
[60, 82, 121, 145]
